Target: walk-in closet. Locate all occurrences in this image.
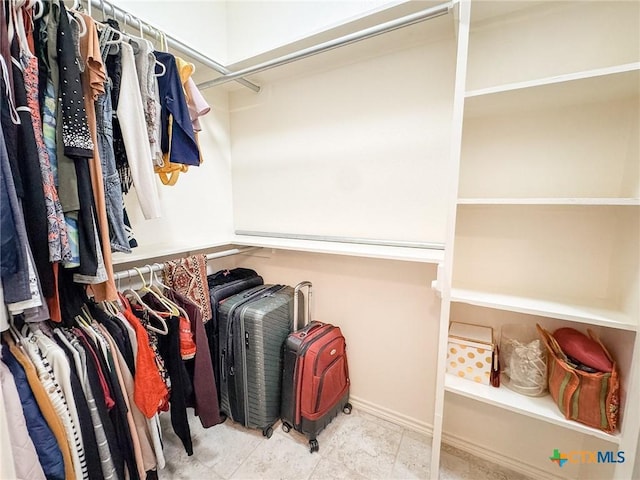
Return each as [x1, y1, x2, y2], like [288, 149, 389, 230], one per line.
[1, 0, 638, 479]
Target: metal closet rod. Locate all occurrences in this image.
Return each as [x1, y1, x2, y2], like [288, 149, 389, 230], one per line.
[112, 246, 261, 282]
[236, 231, 445, 250]
[197, 1, 453, 91]
[83, 0, 261, 93]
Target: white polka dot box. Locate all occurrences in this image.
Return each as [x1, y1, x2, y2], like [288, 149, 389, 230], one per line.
[447, 322, 495, 385]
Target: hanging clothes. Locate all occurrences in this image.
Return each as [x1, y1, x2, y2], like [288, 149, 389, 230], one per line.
[167, 288, 221, 428]
[18, 6, 71, 266]
[175, 56, 210, 158]
[117, 41, 161, 219]
[2, 344, 65, 480]
[130, 36, 162, 167]
[155, 51, 200, 168]
[3, 332, 77, 480]
[10, 39, 55, 297]
[77, 12, 119, 301]
[0, 357, 46, 480]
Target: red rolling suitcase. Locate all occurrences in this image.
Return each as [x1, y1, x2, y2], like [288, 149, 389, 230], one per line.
[280, 281, 352, 453]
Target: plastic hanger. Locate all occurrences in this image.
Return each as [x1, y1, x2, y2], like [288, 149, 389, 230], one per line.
[135, 267, 180, 317]
[69, 10, 87, 37]
[147, 265, 192, 323]
[154, 53, 166, 77]
[121, 269, 169, 335]
[31, 0, 44, 20]
[6, 320, 24, 348]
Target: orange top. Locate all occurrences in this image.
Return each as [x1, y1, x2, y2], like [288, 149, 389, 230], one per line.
[119, 295, 169, 418]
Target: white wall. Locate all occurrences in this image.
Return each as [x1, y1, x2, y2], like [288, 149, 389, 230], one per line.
[110, 0, 228, 62]
[229, 27, 456, 244]
[225, 0, 401, 64]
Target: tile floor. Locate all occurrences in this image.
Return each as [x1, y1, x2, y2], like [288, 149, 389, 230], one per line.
[159, 408, 533, 480]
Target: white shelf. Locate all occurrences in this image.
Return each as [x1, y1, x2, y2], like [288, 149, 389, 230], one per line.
[445, 374, 621, 444]
[457, 198, 640, 206]
[111, 240, 233, 266]
[464, 64, 639, 117]
[466, 63, 639, 98]
[232, 235, 444, 264]
[449, 288, 637, 331]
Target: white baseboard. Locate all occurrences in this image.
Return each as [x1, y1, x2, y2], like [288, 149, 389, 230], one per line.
[349, 395, 432, 437]
[349, 396, 565, 480]
[441, 431, 566, 480]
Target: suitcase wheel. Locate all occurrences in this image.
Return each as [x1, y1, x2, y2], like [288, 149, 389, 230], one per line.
[281, 422, 291, 433]
[343, 403, 353, 415]
[262, 426, 274, 439]
[309, 439, 319, 453]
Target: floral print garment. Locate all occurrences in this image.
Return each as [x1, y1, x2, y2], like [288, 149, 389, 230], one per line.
[22, 53, 71, 263]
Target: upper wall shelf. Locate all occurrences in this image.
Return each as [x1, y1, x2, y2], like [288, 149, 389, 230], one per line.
[457, 198, 640, 206]
[449, 288, 637, 332]
[466, 63, 639, 97]
[232, 235, 444, 264]
[111, 240, 234, 266]
[464, 64, 639, 117]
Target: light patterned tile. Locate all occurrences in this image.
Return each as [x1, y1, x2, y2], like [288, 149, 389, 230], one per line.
[163, 456, 225, 480]
[352, 408, 404, 433]
[188, 421, 262, 479]
[468, 456, 534, 480]
[390, 431, 432, 479]
[439, 450, 471, 480]
[309, 457, 368, 480]
[320, 411, 403, 479]
[230, 429, 322, 480]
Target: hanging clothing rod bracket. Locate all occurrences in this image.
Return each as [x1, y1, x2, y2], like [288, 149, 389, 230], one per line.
[112, 246, 261, 282]
[197, 1, 453, 90]
[83, 0, 261, 92]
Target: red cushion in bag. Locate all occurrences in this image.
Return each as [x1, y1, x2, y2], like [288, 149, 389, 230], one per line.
[553, 328, 613, 373]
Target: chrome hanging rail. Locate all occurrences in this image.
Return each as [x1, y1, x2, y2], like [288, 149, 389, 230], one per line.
[197, 1, 453, 91]
[84, 0, 261, 92]
[235, 231, 445, 250]
[112, 246, 261, 282]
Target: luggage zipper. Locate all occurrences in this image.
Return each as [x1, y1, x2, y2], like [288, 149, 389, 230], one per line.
[314, 354, 345, 413]
[312, 335, 343, 376]
[298, 325, 334, 358]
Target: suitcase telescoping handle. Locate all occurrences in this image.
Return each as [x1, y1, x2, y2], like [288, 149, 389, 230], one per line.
[293, 281, 313, 331]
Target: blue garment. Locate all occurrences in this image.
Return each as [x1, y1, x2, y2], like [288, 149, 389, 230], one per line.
[0, 150, 18, 278]
[95, 81, 131, 253]
[0, 113, 32, 303]
[154, 51, 200, 167]
[2, 346, 65, 480]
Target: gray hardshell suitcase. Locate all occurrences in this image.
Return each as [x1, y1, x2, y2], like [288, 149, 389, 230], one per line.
[218, 284, 300, 437]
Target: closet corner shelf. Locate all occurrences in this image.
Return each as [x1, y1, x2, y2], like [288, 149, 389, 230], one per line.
[463, 63, 639, 116]
[445, 374, 621, 444]
[232, 235, 444, 263]
[111, 240, 234, 266]
[456, 198, 640, 206]
[449, 288, 637, 331]
[465, 62, 640, 98]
